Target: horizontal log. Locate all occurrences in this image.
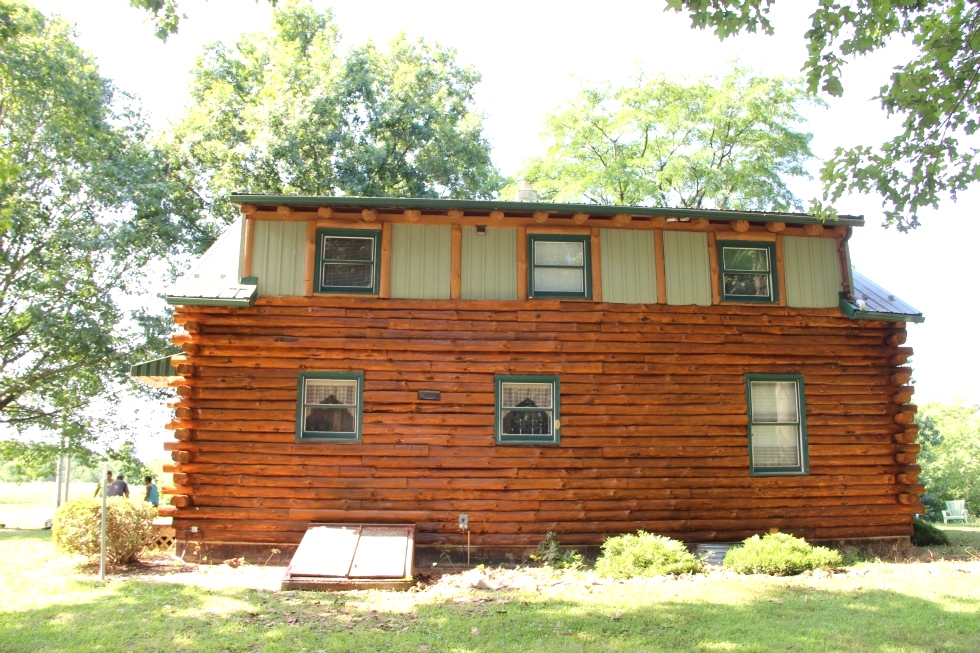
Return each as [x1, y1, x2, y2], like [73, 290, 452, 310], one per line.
[170, 495, 192, 508]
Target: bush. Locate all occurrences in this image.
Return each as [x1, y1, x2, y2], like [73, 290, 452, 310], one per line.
[595, 531, 702, 578]
[722, 533, 843, 576]
[529, 531, 583, 569]
[911, 517, 949, 546]
[52, 498, 156, 565]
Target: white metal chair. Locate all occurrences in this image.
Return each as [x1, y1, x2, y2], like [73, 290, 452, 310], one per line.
[942, 500, 969, 524]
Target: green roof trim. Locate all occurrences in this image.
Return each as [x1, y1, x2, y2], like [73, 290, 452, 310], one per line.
[166, 289, 256, 307]
[230, 194, 865, 227]
[130, 353, 181, 388]
[839, 295, 925, 323]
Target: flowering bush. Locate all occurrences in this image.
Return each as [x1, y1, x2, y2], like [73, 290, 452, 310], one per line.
[52, 498, 156, 565]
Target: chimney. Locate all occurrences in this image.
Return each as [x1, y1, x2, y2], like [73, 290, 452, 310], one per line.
[515, 181, 538, 203]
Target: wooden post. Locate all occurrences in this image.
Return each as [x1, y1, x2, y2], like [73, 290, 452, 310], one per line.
[303, 220, 316, 296]
[590, 228, 602, 302]
[379, 222, 392, 299]
[450, 224, 462, 300]
[654, 229, 667, 304]
[241, 217, 255, 277]
[775, 235, 788, 307]
[516, 226, 528, 298]
[707, 232, 721, 305]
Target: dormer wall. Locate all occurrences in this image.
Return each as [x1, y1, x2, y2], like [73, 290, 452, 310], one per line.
[240, 204, 849, 309]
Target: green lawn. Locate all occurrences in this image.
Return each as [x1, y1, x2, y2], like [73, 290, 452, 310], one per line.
[1, 528, 978, 653]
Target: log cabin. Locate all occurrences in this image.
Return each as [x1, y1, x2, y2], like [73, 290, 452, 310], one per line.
[132, 193, 925, 563]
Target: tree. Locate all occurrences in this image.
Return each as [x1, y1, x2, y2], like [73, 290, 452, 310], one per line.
[915, 401, 980, 517]
[520, 68, 817, 210]
[0, 3, 199, 452]
[163, 0, 502, 226]
[127, 0, 276, 40]
[666, 0, 980, 230]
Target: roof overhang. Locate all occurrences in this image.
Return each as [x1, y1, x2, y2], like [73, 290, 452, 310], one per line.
[229, 193, 866, 228]
[130, 354, 180, 388]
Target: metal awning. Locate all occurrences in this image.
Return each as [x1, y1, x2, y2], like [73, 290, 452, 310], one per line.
[130, 354, 180, 388]
[840, 270, 924, 323]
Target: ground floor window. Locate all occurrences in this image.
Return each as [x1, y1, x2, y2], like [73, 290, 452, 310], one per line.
[495, 375, 560, 445]
[296, 372, 364, 442]
[745, 374, 807, 475]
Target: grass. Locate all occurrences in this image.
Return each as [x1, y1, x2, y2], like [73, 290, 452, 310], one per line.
[0, 482, 97, 529]
[1, 528, 979, 653]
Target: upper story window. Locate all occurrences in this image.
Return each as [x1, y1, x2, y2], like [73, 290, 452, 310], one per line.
[297, 372, 364, 442]
[495, 375, 560, 445]
[745, 374, 808, 475]
[528, 234, 591, 299]
[718, 241, 778, 303]
[315, 229, 381, 295]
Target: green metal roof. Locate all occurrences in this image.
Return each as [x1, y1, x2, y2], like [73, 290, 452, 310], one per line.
[839, 271, 924, 323]
[229, 194, 865, 227]
[130, 353, 180, 388]
[167, 217, 258, 307]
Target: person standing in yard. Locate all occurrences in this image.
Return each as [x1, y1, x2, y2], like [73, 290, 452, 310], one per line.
[106, 473, 129, 498]
[144, 476, 159, 507]
[93, 470, 113, 497]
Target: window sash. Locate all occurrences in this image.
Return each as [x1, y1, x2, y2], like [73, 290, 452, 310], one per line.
[746, 375, 807, 474]
[297, 373, 363, 442]
[528, 235, 591, 298]
[315, 230, 380, 294]
[719, 242, 777, 302]
[495, 376, 560, 445]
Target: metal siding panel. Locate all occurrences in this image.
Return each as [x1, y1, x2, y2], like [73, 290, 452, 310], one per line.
[784, 236, 841, 308]
[600, 229, 656, 304]
[461, 227, 518, 299]
[663, 231, 711, 306]
[253, 221, 306, 297]
[391, 224, 451, 299]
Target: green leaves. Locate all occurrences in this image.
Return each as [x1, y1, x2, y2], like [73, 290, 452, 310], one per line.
[163, 0, 501, 228]
[915, 401, 980, 517]
[667, 0, 980, 230]
[0, 2, 190, 446]
[520, 67, 817, 210]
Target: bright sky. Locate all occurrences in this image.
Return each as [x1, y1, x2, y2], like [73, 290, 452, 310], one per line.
[28, 0, 980, 454]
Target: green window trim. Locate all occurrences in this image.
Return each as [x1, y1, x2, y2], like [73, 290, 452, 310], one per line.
[495, 375, 561, 445]
[314, 229, 381, 295]
[527, 234, 592, 299]
[718, 240, 778, 303]
[745, 374, 808, 476]
[296, 371, 364, 442]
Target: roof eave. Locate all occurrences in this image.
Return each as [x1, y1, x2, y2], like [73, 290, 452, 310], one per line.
[229, 193, 865, 228]
[839, 295, 925, 324]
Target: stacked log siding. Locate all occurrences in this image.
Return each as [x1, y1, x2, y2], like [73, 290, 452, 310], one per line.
[164, 297, 921, 551]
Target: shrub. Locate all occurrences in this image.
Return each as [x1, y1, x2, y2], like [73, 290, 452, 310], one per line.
[723, 533, 843, 576]
[52, 498, 156, 565]
[530, 531, 583, 569]
[595, 531, 702, 578]
[911, 517, 949, 546]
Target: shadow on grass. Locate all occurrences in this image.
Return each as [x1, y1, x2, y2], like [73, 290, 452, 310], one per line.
[1, 575, 978, 653]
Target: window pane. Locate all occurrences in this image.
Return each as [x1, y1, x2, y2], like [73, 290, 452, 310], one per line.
[305, 406, 356, 433]
[306, 379, 358, 406]
[750, 381, 799, 423]
[322, 263, 374, 288]
[323, 236, 375, 262]
[534, 267, 584, 293]
[501, 382, 553, 409]
[534, 241, 584, 266]
[724, 272, 770, 297]
[752, 425, 801, 468]
[501, 409, 553, 435]
[723, 247, 769, 271]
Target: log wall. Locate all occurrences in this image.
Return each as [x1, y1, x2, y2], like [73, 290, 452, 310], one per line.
[163, 298, 922, 554]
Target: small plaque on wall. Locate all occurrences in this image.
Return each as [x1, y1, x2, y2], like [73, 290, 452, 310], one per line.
[418, 390, 441, 401]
